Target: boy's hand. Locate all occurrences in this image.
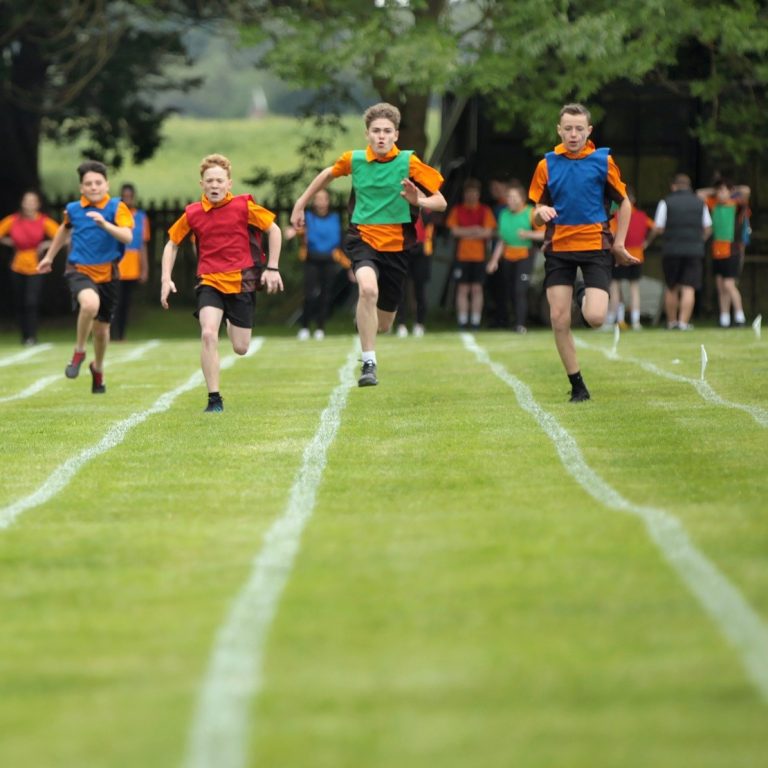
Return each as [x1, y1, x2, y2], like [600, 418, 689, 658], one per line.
[37, 256, 53, 274]
[290, 206, 305, 230]
[400, 178, 421, 206]
[535, 205, 558, 223]
[261, 269, 284, 294]
[160, 279, 176, 309]
[611, 243, 640, 266]
[86, 211, 106, 227]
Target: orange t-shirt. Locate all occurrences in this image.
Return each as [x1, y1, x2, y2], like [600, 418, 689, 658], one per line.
[446, 203, 496, 262]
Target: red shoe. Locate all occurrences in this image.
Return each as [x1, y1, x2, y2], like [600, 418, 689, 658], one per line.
[65, 350, 86, 379]
[89, 362, 106, 394]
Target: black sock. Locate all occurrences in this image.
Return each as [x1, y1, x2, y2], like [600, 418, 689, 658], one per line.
[208, 391, 222, 401]
[568, 371, 585, 389]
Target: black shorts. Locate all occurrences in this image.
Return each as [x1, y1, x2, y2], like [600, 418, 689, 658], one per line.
[345, 235, 408, 313]
[712, 255, 741, 279]
[64, 265, 118, 323]
[454, 261, 486, 285]
[194, 285, 255, 329]
[544, 250, 612, 292]
[662, 256, 703, 290]
[612, 263, 642, 282]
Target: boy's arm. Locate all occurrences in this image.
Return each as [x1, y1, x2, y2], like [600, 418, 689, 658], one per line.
[139, 244, 149, 284]
[260, 222, 284, 294]
[486, 239, 504, 273]
[696, 186, 714, 201]
[611, 197, 640, 266]
[160, 240, 178, 309]
[37, 223, 70, 273]
[85, 211, 133, 244]
[400, 178, 447, 213]
[291, 167, 335, 229]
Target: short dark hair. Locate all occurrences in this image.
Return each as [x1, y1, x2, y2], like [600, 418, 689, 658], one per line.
[120, 182, 136, 195]
[559, 103, 592, 123]
[463, 178, 482, 193]
[77, 160, 108, 181]
[672, 173, 692, 189]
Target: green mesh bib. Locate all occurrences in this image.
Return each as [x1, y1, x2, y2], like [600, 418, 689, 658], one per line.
[711, 203, 737, 243]
[351, 149, 413, 224]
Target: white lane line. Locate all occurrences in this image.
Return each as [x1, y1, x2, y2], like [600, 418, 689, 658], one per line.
[463, 333, 768, 702]
[0, 338, 264, 530]
[0, 343, 53, 367]
[575, 337, 768, 428]
[182, 348, 358, 768]
[0, 340, 162, 405]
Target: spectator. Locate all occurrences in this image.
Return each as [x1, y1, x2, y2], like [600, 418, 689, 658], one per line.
[653, 174, 712, 330]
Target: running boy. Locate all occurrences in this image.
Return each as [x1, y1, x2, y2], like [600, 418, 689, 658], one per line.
[529, 103, 638, 402]
[290, 102, 446, 387]
[160, 154, 283, 412]
[37, 160, 134, 393]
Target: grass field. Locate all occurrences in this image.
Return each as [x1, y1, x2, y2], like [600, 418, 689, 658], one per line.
[1, 318, 767, 768]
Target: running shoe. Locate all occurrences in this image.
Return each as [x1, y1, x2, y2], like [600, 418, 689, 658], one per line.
[89, 362, 106, 394]
[65, 350, 86, 379]
[358, 360, 378, 387]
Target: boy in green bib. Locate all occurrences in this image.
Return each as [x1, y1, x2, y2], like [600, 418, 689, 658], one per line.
[291, 103, 446, 387]
[486, 183, 544, 333]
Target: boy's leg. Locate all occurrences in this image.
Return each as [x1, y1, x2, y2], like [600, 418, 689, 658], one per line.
[355, 266, 380, 352]
[226, 322, 252, 356]
[547, 285, 578, 373]
[582, 287, 609, 328]
[678, 286, 695, 326]
[76, 288, 100, 351]
[456, 281, 469, 326]
[91, 320, 110, 371]
[199, 305, 224, 393]
[469, 282, 484, 327]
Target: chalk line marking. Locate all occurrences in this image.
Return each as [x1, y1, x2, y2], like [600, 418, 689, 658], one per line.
[575, 336, 768, 428]
[463, 333, 768, 701]
[0, 340, 161, 405]
[0, 343, 53, 367]
[182, 348, 358, 768]
[0, 338, 263, 530]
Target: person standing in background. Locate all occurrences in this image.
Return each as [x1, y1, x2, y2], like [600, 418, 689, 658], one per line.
[653, 174, 712, 330]
[0, 191, 59, 345]
[111, 183, 149, 341]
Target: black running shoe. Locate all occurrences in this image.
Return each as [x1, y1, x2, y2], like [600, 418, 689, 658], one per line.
[204, 396, 224, 412]
[89, 362, 106, 394]
[569, 386, 591, 403]
[358, 360, 378, 387]
[65, 350, 86, 379]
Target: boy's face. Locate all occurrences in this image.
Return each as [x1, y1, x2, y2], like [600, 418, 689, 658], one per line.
[80, 171, 109, 204]
[200, 165, 232, 203]
[313, 189, 330, 214]
[507, 188, 524, 211]
[463, 187, 481, 205]
[121, 187, 135, 207]
[366, 118, 398, 157]
[715, 184, 731, 203]
[557, 113, 592, 153]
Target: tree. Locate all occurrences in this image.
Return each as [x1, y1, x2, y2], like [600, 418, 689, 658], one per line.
[242, 0, 768, 177]
[0, 0, 228, 215]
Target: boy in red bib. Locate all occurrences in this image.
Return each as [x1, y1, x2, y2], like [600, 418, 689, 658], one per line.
[160, 154, 283, 412]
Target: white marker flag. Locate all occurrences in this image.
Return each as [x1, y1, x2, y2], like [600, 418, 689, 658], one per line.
[700, 344, 708, 381]
[752, 314, 762, 341]
[611, 323, 620, 356]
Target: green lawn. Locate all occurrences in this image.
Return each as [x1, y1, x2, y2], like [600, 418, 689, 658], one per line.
[0, 322, 766, 768]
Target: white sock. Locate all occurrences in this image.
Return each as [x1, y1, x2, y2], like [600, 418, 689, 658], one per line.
[458, 312, 468, 325]
[616, 303, 626, 323]
[720, 312, 731, 327]
[631, 309, 640, 325]
[361, 350, 376, 365]
[470, 312, 481, 325]
[734, 310, 746, 323]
